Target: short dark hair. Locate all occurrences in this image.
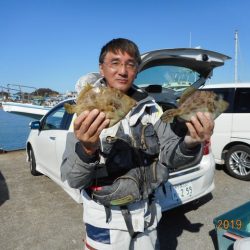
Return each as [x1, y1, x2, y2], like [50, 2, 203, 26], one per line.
[99, 38, 141, 65]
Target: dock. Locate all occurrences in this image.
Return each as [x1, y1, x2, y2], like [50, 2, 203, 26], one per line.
[0, 150, 249, 250]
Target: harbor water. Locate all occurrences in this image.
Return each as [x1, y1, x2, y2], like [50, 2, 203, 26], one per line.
[0, 109, 36, 151]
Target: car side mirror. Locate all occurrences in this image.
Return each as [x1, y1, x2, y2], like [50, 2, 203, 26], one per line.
[29, 121, 41, 130]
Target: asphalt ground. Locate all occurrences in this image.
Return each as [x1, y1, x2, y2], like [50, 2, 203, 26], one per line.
[0, 150, 249, 250]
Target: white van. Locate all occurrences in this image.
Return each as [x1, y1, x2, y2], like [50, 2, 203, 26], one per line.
[202, 83, 250, 181]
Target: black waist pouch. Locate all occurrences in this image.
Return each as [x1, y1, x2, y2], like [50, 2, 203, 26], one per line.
[91, 122, 168, 207]
[92, 168, 142, 206]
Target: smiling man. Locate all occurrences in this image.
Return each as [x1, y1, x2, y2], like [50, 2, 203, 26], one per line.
[99, 40, 140, 93]
[61, 38, 214, 250]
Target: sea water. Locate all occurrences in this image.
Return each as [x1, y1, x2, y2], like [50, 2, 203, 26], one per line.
[0, 109, 36, 151]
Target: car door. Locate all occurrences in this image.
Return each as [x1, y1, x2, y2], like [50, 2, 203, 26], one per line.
[34, 102, 73, 182]
[232, 88, 250, 140]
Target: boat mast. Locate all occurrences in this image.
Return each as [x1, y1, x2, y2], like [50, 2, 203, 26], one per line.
[234, 30, 238, 83]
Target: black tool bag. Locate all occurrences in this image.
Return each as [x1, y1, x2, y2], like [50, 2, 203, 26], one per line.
[91, 122, 169, 207]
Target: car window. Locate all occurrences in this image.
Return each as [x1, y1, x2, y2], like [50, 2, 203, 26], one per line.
[135, 65, 200, 92]
[41, 104, 74, 130]
[201, 87, 234, 113]
[234, 88, 250, 113]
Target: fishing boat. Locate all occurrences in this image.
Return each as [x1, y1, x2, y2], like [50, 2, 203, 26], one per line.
[0, 83, 68, 119]
[2, 101, 51, 120]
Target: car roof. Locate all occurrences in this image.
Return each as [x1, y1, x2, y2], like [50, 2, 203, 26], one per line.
[202, 82, 250, 89]
[139, 48, 231, 78]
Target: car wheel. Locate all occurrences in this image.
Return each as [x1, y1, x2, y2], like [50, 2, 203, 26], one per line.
[225, 145, 250, 181]
[30, 147, 41, 176]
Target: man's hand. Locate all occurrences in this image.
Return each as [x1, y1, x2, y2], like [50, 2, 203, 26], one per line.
[74, 109, 110, 155]
[184, 112, 214, 149]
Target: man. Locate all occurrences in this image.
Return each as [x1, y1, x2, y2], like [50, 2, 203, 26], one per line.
[61, 38, 214, 249]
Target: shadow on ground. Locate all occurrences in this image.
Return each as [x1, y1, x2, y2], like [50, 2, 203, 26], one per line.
[158, 193, 218, 250]
[0, 171, 9, 206]
[215, 164, 225, 171]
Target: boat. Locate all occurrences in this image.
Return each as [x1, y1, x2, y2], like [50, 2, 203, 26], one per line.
[2, 101, 51, 120]
[1, 83, 73, 119]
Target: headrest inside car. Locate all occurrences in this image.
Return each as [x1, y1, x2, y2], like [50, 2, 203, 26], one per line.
[145, 85, 162, 93]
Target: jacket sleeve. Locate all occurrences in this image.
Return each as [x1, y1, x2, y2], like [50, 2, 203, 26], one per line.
[60, 132, 100, 189]
[154, 119, 203, 169]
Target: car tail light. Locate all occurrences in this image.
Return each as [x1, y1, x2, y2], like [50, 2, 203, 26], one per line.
[203, 140, 211, 155]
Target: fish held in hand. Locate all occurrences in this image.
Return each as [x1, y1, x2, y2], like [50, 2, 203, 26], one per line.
[161, 88, 229, 123]
[64, 84, 136, 127]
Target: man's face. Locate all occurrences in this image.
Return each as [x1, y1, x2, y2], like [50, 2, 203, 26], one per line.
[99, 50, 138, 93]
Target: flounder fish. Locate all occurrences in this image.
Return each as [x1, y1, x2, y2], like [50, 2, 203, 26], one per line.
[64, 84, 136, 127]
[161, 88, 229, 123]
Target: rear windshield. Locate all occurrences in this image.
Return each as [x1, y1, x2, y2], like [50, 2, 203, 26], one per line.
[135, 65, 200, 93]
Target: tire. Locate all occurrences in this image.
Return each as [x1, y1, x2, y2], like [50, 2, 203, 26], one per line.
[30, 147, 41, 176]
[225, 145, 250, 181]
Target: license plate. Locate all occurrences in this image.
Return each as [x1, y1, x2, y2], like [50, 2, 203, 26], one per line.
[171, 182, 193, 201]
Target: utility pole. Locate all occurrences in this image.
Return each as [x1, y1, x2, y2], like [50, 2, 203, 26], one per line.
[234, 30, 238, 83]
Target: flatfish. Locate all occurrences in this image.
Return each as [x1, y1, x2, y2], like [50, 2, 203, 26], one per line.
[161, 88, 229, 123]
[64, 84, 136, 127]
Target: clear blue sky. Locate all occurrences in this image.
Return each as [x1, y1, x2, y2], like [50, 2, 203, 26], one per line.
[1, 0, 249, 93]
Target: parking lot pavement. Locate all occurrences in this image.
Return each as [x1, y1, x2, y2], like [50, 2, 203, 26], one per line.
[0, 150, 84, 250]
[0, 150, 249, 250]
[158, 164, 250, 250]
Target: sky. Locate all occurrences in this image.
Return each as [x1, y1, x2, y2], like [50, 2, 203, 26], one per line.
[1, 0, 250, 93]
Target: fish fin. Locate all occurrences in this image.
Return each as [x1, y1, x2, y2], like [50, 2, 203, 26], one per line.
[64, 103, 75, 114]
[213, 98, 229, 120]
[77, 83, 93, 99]
[160, 109, 178, 123]
[218, 95, 229, 113]
[178, 86, 197, 105]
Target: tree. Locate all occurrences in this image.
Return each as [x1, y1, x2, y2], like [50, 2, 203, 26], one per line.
[31, 88, 59, 97]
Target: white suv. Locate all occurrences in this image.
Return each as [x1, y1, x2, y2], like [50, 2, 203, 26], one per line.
[202, 83, 250, 181]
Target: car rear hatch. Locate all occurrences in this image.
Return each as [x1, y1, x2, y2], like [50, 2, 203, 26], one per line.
[135, 48, 230, 108]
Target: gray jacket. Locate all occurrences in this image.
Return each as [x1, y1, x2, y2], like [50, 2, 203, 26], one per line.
[61, 86, 202, 190]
